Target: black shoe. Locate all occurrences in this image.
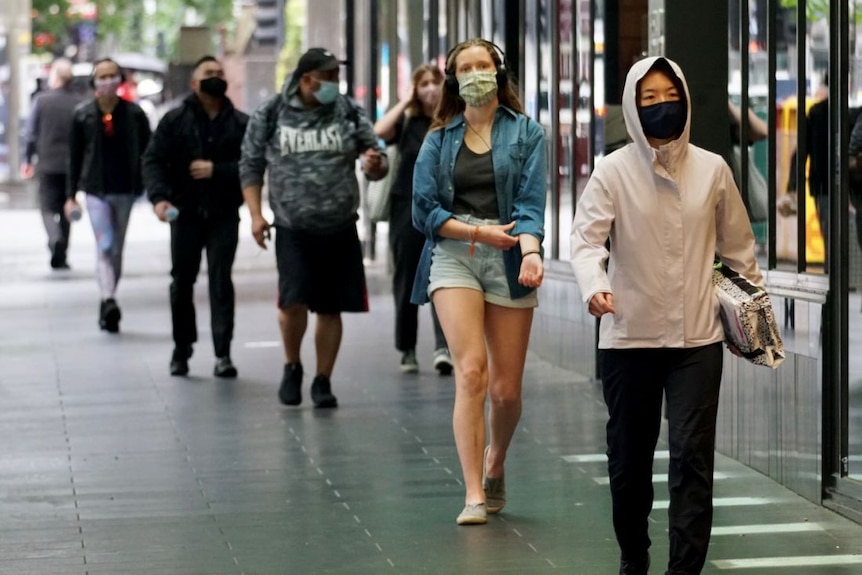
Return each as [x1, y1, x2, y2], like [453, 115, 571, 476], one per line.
[170, 345, 193, 376]
[100, 298, 121, 333]
[214, 356, 237, 378]
[279, 363, 303, 405]
[619, 553, 650, 575]
[311, 374, 338, 408]
[51, 244, 69, 270]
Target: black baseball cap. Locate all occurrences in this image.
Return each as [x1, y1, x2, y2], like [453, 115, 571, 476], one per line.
[295, 48, 347, 76]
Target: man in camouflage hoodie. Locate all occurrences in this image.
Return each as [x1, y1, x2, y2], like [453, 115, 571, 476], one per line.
[240, 48, 387, 408]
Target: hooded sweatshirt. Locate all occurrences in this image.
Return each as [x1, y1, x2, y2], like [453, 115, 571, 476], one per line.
[239, 70, 382, 233]
[570, 56, 763, 350]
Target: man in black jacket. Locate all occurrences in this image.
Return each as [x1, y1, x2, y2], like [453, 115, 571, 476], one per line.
[143, 56, 249, 378]
[66, 58, 152, 333]
[22, 58, 81, 270]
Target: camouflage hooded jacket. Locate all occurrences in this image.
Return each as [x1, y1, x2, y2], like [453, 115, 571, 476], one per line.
[239, 70, 382, 234]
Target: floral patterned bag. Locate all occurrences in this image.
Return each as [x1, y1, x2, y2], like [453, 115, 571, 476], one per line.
[713, 262, 785, 368]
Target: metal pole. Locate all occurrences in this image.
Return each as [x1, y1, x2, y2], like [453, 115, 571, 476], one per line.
[7, 0, 23, 182]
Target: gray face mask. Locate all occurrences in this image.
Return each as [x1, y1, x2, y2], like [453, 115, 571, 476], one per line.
[94, 76, 121, 97]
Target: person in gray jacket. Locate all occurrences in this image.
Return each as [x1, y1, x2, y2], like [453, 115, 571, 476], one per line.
[22, 58, 81, 270]
[240, 48, 387, 408]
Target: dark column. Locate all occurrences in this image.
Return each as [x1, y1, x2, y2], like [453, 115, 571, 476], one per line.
[503, 0, 522, 81]
[654, 0, 729, 156]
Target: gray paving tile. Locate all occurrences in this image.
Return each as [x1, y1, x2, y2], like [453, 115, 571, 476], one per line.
[2, 206, 862, 574]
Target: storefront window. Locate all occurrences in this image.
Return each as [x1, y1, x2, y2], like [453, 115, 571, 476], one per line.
[846, 0, 862, 483]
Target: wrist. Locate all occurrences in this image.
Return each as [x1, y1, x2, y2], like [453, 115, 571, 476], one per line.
[521, 249, 542, 260]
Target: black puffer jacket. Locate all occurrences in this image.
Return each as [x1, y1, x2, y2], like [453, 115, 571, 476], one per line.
[68, 98, 151, 198]
[143, 94, 249, 219]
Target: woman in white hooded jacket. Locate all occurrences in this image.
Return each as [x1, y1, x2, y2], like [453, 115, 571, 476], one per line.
[570, 57, 762, 575]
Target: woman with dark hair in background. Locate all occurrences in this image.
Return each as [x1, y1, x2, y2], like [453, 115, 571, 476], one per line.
[412, 39, 546, 525]
[374, 64, 452, 375]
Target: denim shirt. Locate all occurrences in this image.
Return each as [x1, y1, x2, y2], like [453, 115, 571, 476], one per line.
[411, 106, 547, 304]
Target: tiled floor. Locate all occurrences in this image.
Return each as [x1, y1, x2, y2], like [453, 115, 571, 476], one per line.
[2, 203, 862, 574]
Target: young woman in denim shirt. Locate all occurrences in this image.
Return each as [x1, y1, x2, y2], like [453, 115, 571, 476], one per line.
[411, 38, 546, 525]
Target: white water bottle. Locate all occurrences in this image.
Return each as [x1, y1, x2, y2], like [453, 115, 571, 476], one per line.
[165, 206, 179, 222]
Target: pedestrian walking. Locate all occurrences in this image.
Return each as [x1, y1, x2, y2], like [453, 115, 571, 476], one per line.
[240, 48, 388, 407]
[143, 55, 249, 377]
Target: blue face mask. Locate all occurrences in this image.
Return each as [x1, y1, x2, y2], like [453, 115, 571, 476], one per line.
[313, 80, 339, 104]
[638, 100, 686, 140]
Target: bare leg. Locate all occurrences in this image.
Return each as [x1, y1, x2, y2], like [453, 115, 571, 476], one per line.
[483, 304, 534, 478]
[315, 313, 342, 377]
[278, 304, 308, 364]
[433, 287, 488, 505]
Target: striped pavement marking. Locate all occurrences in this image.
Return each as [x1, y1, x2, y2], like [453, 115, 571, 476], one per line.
[652, 497, 775, 510]
[710, 522, 825, 536]
[712, 554, 862, 569]
[592, 471, 733, 485]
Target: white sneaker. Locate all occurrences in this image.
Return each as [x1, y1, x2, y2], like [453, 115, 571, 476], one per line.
[433, 348, 453, 375]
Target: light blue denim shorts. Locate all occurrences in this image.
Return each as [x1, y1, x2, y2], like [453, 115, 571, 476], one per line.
[428, 214, 538, 309]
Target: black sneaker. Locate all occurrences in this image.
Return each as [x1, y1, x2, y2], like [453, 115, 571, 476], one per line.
[433, 347, 453, 375]
[214, 356, 238, 378]
[170, 344, 193, 376]
[310, 374, 338, 408]
[100, 298, 121, 333]
[400, 349, 419, 373]
[619, 553, 650, 575]
[279, 363, 303, 405]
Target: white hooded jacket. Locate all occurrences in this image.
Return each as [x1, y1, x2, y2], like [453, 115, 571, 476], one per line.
[570, 56, 763, 349]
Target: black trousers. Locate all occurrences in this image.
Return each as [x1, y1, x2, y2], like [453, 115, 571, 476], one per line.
[599, 343, 723, 575]
[38, 173, 71, 263]
[170, 214, 239, 358]
[389, 193, 446, 351]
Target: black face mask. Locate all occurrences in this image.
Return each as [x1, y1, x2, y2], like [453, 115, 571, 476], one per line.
[638, 100, 686, 140]
[199, 77, 228, 98]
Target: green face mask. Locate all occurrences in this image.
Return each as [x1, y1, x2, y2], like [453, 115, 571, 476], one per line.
[458, 71, 498, 106]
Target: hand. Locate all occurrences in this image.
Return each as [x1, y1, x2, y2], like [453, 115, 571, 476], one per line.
[361, 149, 386, 181]
[777, 193, 797, 217]
[588, 292, 615, 318]
[153, 200, 174, 222]
[63, 198, 81, 221]
[189, 160, 214, 180]
[251, 214, 271, 249]
[726, 341, 743, 357]
[475, 221, 518, 250]
[518, 253, 544, 288]
[20, 164, 35, 179]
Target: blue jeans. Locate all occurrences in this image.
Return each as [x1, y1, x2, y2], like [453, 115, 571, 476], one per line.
[86, 194, 136, 299]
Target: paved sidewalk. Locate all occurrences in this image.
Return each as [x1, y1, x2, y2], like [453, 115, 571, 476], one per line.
[2, 204, 862, 574]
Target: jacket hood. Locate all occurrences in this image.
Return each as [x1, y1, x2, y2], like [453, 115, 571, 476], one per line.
[281, 70, 301, 102]
[622, 56, 691, 164]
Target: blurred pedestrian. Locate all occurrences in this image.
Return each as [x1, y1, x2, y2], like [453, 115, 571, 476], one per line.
[412, 39, 546, 525]
[143, 55, 249, 377]
[240, 48, 388, 408]
[67, 58, 152, 333]
[21, 58, 80, 270]
[374, 63, 452, 375]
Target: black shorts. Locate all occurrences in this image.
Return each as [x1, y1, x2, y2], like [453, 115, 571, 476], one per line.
[275, 224, 369, 314]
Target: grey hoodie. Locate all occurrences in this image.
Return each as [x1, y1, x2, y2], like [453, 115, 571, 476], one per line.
[240, 70, 382, 233]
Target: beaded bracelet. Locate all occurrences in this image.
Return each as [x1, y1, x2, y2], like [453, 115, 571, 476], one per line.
[469, 225, 482, 257]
